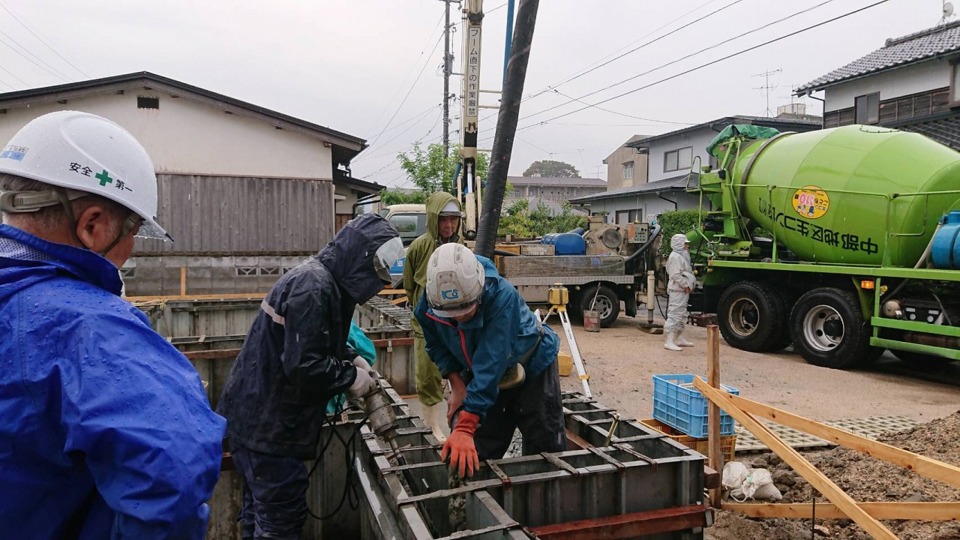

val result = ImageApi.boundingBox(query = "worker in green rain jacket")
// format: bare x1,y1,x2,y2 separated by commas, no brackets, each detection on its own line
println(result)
403,191,463,441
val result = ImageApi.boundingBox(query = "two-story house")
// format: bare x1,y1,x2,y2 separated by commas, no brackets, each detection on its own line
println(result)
570,115,820,225
795,20,960,149
603,135,650,190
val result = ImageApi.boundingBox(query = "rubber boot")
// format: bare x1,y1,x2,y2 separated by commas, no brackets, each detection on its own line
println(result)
675,330,694,347
664,331,682,351
421,401,449,442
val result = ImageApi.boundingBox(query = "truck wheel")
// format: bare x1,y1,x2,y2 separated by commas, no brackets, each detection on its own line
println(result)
717,281,787,352
790,288,869,369
581,285,620,328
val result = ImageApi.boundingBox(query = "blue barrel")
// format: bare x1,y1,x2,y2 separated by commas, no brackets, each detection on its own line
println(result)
931,211,960,269
554,233,586,255
542,233,559,245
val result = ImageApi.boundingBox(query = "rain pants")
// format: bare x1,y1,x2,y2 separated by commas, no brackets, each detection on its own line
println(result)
0,224,225,540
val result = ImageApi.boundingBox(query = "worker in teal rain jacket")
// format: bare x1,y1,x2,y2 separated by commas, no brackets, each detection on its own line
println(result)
413,243,565,477
0,111,225,539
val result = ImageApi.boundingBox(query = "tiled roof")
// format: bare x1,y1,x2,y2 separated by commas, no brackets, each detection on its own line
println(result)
895,113,960,151
795,20,960,95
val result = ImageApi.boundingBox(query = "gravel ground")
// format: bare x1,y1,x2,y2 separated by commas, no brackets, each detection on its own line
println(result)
556,310,960,540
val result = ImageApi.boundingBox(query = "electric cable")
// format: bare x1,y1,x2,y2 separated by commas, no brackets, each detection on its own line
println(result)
305,403,368,520
364,9,445,134
0,30,72,82
512,0,842,131
0,1,89,78
354,105,443,164
364,27,446,151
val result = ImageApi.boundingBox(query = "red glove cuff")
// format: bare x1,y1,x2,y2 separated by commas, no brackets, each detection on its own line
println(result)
452,411,480,436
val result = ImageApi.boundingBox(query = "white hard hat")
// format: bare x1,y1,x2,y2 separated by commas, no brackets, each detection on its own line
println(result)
426,243,484,317
439,200,462,217
0,111,171,241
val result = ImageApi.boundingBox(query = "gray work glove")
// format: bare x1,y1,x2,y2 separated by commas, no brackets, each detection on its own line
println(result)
347,356,377,400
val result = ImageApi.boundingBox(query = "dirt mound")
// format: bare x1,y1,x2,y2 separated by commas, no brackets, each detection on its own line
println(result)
707,411,960,540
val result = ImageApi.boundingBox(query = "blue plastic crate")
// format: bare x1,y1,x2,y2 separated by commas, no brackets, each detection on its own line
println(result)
652,374,739,438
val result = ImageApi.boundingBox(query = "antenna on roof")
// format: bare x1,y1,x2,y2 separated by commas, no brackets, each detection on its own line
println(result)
942,1,955,24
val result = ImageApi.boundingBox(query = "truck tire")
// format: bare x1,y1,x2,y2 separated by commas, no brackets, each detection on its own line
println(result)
716,281,787,352
790,288,869,369
581,285,620,328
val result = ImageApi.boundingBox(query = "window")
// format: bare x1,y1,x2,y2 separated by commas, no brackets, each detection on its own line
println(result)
855,92,879,124
664,146,692,173
615,209,640,225
137,96,160,109
623,161,634,180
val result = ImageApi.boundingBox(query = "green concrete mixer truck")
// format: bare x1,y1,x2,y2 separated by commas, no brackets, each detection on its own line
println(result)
689,124,960,369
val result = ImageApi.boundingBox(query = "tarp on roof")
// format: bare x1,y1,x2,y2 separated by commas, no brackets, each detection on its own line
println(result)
706,124,780,157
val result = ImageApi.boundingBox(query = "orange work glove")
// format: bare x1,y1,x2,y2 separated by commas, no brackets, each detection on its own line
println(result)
440,411,481,478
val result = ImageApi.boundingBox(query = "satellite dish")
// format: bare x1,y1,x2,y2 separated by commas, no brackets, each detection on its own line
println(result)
945,1,955,18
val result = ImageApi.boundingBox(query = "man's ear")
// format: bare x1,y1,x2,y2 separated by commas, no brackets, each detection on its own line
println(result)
74,204,116,252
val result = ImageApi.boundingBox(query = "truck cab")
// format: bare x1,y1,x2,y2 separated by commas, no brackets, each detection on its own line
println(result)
379,204,427,247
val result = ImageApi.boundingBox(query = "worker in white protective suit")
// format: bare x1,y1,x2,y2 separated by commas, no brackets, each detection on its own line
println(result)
664,233,696,351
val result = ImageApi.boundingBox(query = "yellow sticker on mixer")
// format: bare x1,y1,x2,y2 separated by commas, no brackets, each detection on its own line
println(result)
792,186,829,219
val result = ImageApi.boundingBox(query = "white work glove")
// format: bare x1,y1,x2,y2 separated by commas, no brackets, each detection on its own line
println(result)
347,356,377,400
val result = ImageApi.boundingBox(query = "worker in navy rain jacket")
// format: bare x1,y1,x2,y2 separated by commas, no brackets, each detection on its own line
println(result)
217,213,402,539
0,111,225,539
414,243,565,477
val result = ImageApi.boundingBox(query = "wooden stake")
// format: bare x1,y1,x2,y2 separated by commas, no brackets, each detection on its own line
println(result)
180,265,187,296
727,394,960,490
693,379,898,540
706,325,722,507
723,501,960,521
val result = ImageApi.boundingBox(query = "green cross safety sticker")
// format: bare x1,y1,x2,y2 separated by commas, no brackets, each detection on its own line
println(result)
95,169,113,187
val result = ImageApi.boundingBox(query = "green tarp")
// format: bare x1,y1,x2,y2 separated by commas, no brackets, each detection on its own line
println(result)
706,124,780,157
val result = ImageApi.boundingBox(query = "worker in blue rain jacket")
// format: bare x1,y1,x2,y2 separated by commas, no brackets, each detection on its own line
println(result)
0,111,225,539
413,243,565,477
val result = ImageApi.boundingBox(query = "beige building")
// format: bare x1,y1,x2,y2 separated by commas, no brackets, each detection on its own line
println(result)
603,135,649,190
504,175,606,212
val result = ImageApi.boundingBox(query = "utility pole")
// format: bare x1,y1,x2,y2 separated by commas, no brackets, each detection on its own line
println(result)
474,0,539,258
753,68,781,117
442,0,453,166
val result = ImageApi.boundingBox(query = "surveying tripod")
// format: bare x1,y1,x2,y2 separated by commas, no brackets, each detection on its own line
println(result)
538,284,592,398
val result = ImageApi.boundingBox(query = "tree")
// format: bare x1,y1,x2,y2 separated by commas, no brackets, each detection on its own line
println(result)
523,159,580,178
380,143,491,204
498,199,586,238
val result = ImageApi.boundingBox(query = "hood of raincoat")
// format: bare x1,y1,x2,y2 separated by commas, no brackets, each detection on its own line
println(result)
425,191,461,242
317,213,399,305
670,233,689,253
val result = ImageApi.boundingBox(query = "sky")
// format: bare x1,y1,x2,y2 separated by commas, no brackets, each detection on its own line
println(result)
0,0,953,188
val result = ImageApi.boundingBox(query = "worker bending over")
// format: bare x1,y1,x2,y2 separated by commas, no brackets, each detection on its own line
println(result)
403,191,463,441
664,233,696,351
0,111,225,539
414,244,565,477
217,213,402,540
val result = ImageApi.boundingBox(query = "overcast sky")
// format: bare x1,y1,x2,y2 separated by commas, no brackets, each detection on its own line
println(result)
0,0,951,187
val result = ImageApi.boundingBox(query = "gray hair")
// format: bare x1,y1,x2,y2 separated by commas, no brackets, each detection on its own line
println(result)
0,173,126,232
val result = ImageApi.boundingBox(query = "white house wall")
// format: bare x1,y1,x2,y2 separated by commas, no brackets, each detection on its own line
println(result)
645,129,715,183
822,60,948,112
584,192,701,224
0,91,334,179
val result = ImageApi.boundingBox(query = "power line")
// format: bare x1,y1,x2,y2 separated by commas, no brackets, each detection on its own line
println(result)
0,1,88,78
0,63,30,88
515,0,889,133
353,104,442,163
0,30,72,82
364,8,446,140
527,0,744,101
517,0,839,127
